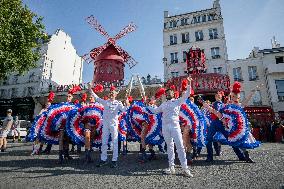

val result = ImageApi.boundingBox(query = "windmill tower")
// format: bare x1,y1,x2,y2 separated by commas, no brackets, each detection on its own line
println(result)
83,15,138,86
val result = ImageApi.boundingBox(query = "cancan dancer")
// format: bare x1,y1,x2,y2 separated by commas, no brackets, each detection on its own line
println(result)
147,77,193,177
203,82,260,163
89,83,130,168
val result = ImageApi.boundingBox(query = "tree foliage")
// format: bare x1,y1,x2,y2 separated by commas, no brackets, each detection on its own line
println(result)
0,0,47,80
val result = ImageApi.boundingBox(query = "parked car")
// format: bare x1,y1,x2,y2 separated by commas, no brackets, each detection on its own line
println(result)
7,120,31,138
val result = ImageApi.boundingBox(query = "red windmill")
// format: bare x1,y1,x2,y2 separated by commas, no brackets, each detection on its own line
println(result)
83,15,138,86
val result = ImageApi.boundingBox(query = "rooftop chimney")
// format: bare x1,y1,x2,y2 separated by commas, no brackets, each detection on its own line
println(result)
164,11,169,18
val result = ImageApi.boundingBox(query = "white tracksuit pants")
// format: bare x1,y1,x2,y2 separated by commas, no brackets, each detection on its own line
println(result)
162,124,188,169
101,124,118,161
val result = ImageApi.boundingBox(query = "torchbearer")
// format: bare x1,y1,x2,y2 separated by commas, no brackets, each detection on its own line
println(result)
147,77,193,177
88,83,130,168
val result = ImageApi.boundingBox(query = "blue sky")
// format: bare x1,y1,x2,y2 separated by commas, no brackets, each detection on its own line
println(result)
23,0,284,83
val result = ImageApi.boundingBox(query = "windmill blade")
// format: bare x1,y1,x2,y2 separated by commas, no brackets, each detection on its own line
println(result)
85,15,110,39
126,56,138,69
114,45,138,69
81,53,93,64
113,22,137,42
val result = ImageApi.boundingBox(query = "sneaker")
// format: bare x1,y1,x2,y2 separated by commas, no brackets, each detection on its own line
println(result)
110,161,117,168
183,168,193,177
96,160,108,167
163,166,175,175
1,149,5,152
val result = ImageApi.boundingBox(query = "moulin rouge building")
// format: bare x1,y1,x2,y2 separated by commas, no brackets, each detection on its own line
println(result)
163,0,230,97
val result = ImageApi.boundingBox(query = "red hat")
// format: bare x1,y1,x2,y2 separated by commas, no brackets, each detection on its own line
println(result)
93,84,104,93
103,96,109,100
74,99,79,104
81,93,87,102
127,96,133,103
47,91,55,103
155,88,165,99
232,82,241,94
181,79,188,91
170,85,176,91
110,86,116,91
174,91,179,99
68,85,82,95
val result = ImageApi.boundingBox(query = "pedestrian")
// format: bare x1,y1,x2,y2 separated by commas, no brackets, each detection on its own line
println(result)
0,109,14,152
12,116,21,143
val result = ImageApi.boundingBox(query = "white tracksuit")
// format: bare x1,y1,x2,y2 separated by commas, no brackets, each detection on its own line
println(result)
148,85,191,169
91,91,127,161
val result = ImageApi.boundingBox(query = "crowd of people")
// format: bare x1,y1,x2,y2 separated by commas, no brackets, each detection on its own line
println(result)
1,77,282,178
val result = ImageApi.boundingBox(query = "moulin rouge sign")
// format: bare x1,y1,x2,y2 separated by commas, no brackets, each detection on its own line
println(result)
166,73,231,94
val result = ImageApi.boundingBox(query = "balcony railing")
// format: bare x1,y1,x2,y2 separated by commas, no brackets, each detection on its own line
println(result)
212,55,221,59
234,78,244,82
171,60,178,64
249,75,259,81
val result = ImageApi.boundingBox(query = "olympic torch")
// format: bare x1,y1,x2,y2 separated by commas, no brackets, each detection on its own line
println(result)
125,76,134,97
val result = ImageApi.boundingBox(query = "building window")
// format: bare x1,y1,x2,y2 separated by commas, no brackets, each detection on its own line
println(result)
0,89,6,98
208,14,215,21
202,15,206,22
233,67,243,81
169,20,177,28
11,88,18,98
181,33,189,43
253,90,262,105
180,18,188,26
22,88,27,97
195,30,203,41
248,66,258,81
192,16,200,24
240,91,245,102
171,72,179,78
209,28,218,39
276,56,284,64
211,47,220,59
170,52,178,64
213,67,223,74
170,34,177,45
12,75,18,85
27,87,34,96
183,51,187,62
275,80,284,101
29,72,35,82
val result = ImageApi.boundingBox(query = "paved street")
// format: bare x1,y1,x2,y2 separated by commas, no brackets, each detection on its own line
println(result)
0,142,283,189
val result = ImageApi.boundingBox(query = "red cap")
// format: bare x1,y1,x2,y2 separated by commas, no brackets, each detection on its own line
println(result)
47,91,55,103
93,84,104,93
232,82,241,94
81,93,87,102
155,88,165,99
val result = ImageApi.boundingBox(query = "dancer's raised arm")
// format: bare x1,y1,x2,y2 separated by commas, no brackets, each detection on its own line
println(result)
241,84,263,107
179,77,192,104
88,83,106,105
147,96,163,114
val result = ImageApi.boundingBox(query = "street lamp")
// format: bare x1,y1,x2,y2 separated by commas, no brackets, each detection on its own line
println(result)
162,57,169,81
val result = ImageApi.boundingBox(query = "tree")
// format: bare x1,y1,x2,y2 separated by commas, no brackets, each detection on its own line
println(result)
0,0,47,80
